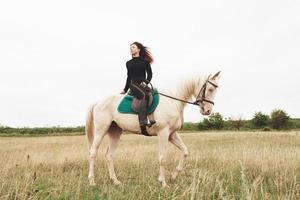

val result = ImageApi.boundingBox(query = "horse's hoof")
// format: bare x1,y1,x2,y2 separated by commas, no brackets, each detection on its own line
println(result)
162,183,169,188
171,176,177,183
89,180,96,186
161,182,169,188
113,179,122,185
171,172,178,182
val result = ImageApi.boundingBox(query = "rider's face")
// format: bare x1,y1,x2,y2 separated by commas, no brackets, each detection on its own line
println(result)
130,44,140,56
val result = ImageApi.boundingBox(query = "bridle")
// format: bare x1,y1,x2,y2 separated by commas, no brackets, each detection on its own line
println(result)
193,75,219,106
148,75,219,106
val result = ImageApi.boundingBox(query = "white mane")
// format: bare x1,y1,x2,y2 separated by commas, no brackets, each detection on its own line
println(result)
158,72,209,108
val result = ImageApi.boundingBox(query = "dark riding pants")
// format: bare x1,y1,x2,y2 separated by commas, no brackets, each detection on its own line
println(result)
129,81,149,125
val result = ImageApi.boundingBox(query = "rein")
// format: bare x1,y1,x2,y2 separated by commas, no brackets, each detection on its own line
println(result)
148,76,218,106
152,91,200,105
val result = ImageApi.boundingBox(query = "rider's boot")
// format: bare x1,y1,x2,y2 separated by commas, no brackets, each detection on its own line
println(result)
138,99,152,136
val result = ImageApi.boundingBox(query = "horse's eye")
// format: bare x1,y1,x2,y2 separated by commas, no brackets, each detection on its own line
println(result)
209,89,213,92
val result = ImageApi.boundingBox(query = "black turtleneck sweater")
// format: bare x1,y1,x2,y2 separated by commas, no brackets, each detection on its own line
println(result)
123,56,153,92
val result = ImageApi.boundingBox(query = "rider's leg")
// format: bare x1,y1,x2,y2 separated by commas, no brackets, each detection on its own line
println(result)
129,82,148,125
130,83,156,127
129,83,151,136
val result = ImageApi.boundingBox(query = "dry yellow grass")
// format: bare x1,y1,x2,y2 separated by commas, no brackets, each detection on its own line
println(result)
0,131,300,199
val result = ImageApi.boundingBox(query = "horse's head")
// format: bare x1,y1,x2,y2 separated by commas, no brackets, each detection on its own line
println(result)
194,71,221,116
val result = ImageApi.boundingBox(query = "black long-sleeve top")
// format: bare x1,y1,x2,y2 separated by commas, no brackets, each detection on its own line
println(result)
123,56,153,92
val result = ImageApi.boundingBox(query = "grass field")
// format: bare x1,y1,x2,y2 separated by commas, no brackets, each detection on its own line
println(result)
0,131,300,199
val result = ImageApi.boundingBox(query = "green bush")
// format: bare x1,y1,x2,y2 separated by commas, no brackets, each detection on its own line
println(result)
262,127,272,131
198,112,224,130
0,125,84,135
251,112,270,128
181,122,199,131
228,117,243,130
270,109,290,130
198,118,210,130
289,118,300,129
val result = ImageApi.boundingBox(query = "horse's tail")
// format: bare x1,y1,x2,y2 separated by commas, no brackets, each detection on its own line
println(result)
85,102,96,147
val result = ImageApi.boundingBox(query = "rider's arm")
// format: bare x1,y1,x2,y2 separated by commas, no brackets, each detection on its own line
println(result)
145,60,152,83
123,62,131,92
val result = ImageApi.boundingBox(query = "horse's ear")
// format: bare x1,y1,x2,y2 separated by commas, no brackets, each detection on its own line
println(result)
212,71,221,80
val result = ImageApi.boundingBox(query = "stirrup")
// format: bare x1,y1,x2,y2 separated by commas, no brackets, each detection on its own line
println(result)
140,120,156,127
146,120,156,127
140,125,152,137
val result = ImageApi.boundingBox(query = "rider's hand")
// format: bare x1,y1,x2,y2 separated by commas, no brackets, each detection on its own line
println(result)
120,90,126,94
144,79,150,84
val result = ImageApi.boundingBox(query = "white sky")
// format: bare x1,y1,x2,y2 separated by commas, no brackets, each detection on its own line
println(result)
0,0,299,127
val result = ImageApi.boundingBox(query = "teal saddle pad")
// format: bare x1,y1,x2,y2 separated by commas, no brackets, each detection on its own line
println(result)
117,88,159,114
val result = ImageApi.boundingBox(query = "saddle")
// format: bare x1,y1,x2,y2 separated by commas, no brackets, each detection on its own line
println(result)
117,87,159,114
129,85,153,113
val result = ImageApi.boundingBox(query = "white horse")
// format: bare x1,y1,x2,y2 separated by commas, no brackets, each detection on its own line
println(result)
85,71,221,187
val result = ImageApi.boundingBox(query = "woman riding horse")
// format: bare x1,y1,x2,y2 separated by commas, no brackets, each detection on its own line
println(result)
120,42,156,135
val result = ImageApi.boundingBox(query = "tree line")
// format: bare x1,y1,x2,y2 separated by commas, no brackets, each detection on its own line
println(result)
1,108,299,136
182,109,300,131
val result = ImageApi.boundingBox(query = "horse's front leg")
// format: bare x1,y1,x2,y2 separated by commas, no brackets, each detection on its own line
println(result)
169,131,189,181
157,126,170,188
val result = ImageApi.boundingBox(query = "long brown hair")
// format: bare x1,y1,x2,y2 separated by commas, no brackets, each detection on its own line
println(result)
131,42,154,64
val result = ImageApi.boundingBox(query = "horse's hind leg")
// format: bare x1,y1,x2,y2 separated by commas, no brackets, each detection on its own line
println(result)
169,131,189,181
88,121,110,186
105,121,122,185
